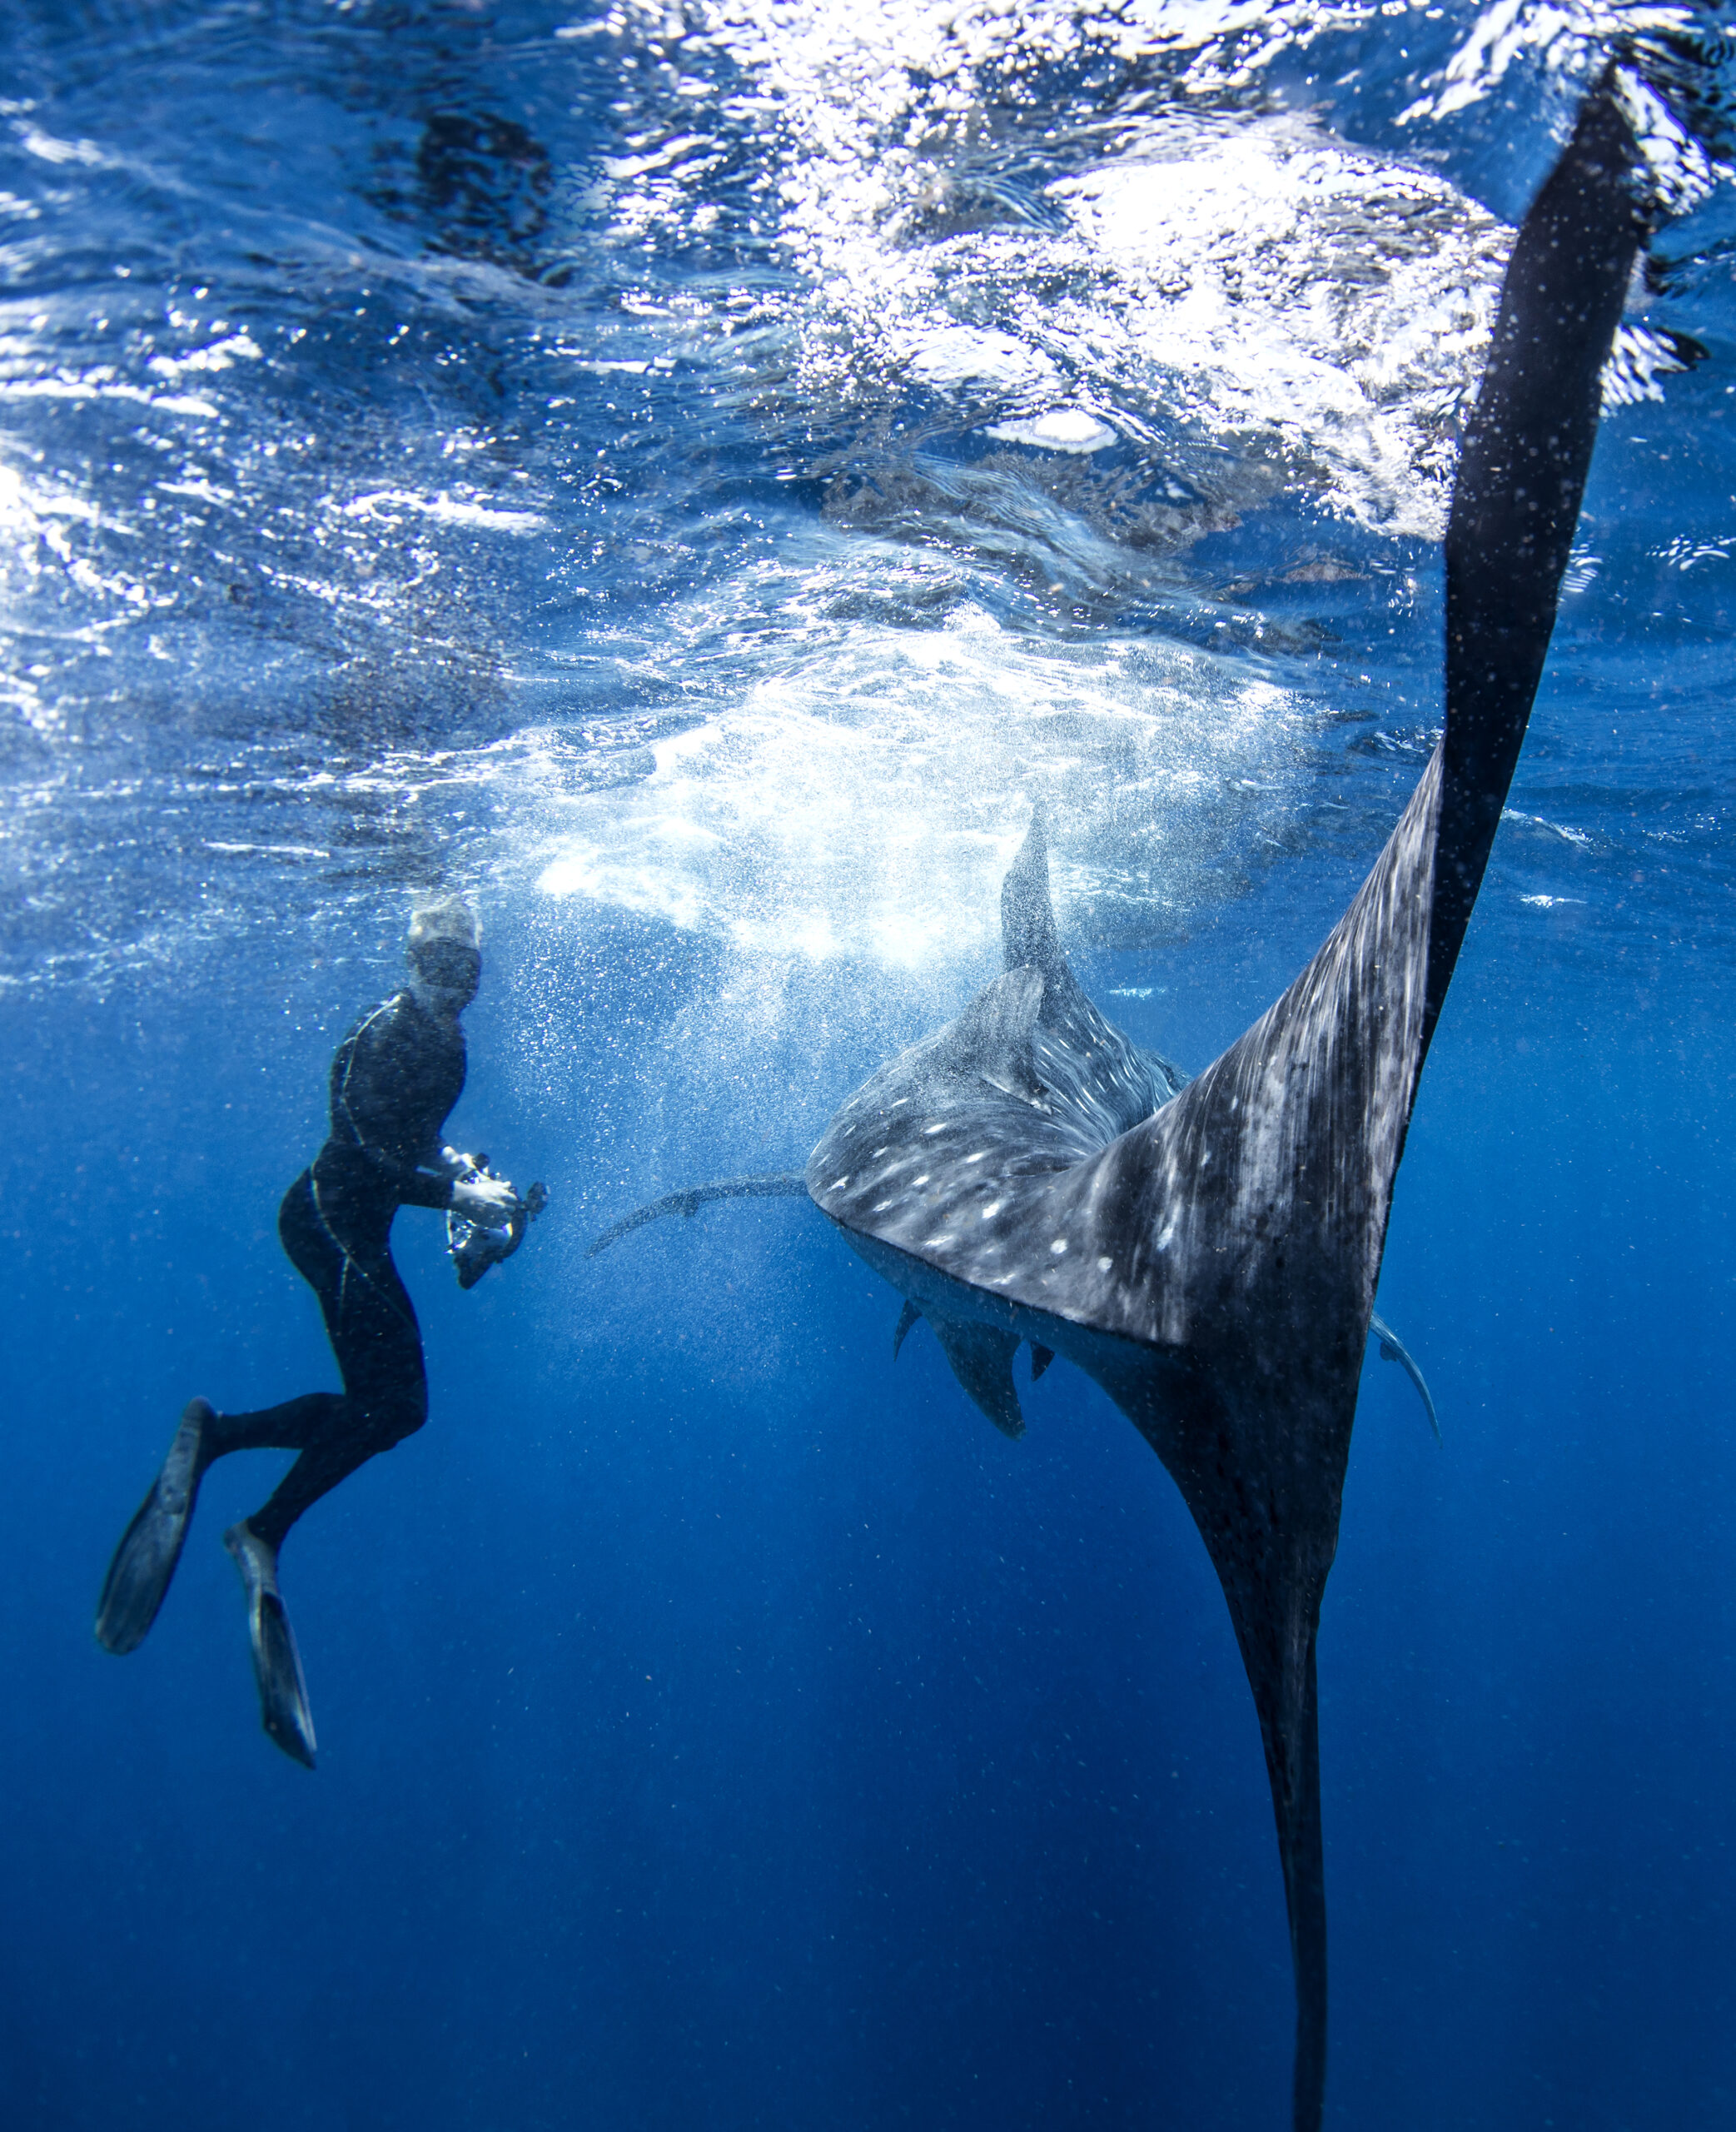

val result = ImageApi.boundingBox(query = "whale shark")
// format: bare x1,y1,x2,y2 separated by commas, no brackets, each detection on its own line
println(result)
589,87,1646,2132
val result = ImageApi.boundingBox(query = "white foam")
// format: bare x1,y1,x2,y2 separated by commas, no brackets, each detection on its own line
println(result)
646,2,1522,533
986,409,1118,454
534,596,1299,968
337,487,547,532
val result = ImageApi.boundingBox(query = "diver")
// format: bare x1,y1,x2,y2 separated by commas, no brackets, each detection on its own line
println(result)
95,895,540,1767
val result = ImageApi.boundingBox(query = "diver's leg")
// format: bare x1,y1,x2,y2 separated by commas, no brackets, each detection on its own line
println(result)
93,1389,347,1657
201,1392,345,1456
202,1175,357,1457
92,1174,348,1656
224,1242,425,1766
236,1251,427,1552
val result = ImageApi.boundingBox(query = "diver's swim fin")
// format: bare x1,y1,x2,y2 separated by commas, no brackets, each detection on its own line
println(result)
95,1397,214,1655
224,1522,317,1769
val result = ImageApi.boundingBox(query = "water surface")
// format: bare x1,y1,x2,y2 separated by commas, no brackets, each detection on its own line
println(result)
2,5,1732,2130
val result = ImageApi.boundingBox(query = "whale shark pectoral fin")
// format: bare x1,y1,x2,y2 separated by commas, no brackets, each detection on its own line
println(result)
1029,1342,1055,1381
893,1298,923,1360
924,1314,1025,1440
1368,1312,1441,1444
587,1172,810,1256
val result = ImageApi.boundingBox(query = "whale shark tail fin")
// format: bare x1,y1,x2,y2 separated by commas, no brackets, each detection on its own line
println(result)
1067,1339,1336,2132
1013,85,1644,2132
1430,82,1644,1042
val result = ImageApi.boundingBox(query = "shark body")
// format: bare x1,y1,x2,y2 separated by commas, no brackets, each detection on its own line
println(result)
593,90,1647,2132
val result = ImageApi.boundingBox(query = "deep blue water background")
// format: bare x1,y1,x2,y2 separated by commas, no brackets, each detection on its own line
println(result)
2,3,1734,2130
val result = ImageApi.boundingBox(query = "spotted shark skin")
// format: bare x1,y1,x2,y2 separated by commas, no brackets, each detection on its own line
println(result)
799,90,1646,2132
585,88,1645,2132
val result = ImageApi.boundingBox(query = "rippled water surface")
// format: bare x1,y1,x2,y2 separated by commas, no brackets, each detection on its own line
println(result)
5,0,1731,990
2,5,1734,2131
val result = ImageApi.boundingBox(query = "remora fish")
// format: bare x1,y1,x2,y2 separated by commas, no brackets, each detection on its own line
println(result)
592,89,1645,2132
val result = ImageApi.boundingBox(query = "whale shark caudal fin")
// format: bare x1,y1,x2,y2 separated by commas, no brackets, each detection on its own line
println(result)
579,85,1642,2132
1369,1311,1440,1443
800,87,1644,2132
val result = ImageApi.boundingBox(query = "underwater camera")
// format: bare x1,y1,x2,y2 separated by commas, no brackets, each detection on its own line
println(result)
445,1152,549,1290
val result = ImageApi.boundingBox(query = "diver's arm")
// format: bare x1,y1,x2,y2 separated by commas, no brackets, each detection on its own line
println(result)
376,1123,467,1209
397,1163,460,1210
428,1143,522,1223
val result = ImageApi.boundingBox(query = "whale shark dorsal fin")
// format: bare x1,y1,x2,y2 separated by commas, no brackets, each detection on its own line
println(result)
933,965,1047,1104
892,1298,923,1360
924,1315,1025,1440
996,811,1185,1117
998,803,1108,1036
1001,803,1064,982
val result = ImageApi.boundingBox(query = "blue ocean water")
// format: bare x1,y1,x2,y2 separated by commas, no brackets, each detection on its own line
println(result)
2,2,1732,2128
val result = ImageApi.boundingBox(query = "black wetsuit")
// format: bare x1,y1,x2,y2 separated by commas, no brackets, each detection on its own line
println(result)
201,992,465,1549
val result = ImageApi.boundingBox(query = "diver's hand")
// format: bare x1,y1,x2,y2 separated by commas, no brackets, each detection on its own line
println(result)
451,1174,520,1224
